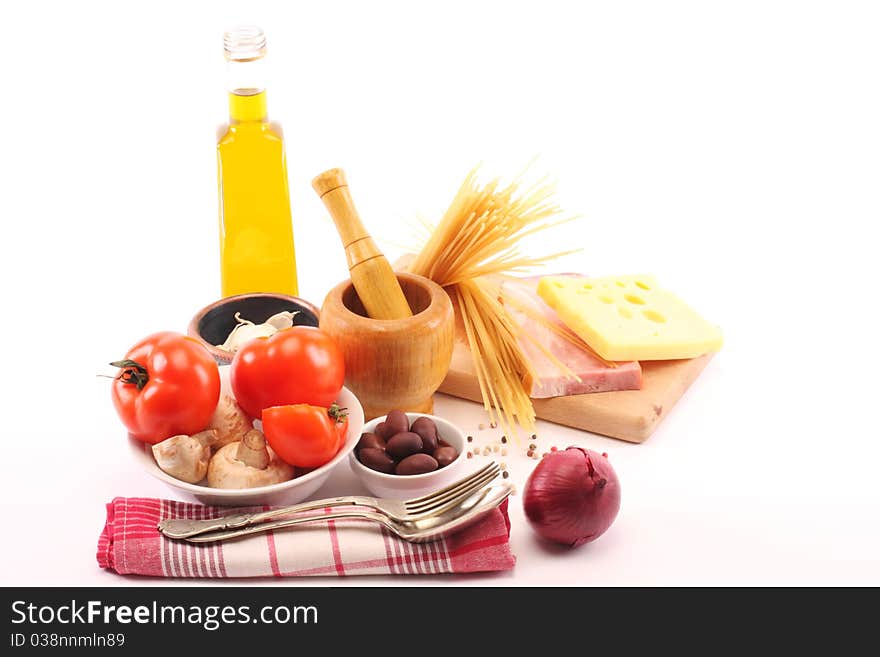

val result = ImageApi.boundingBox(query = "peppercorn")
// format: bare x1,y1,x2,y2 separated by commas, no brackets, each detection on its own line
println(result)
502,471,509,479
501,435,507,444
467,435,473,443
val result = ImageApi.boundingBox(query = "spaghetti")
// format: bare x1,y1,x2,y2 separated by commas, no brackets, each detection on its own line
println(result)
409,167,576,436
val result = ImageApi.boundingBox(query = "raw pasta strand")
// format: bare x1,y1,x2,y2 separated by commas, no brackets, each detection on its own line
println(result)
409,165,574,435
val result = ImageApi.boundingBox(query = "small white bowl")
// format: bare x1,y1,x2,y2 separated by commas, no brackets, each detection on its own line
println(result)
349,412,466,499
129,379,364,507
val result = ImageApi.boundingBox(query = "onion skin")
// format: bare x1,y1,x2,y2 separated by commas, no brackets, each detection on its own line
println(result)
523,447,621,547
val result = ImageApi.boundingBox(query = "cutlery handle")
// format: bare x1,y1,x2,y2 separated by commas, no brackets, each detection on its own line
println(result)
247,496,379,524
184,509,394,543
157,513,252,539
157,496,379,539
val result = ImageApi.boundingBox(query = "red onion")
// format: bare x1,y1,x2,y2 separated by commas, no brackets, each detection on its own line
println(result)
523,447,620,547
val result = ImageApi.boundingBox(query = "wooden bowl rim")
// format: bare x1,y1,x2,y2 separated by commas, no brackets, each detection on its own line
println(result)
325,272,452,329
188,292,321,361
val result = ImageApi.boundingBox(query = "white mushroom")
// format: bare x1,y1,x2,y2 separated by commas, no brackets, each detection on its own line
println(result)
207,394,253,448
207,429,294,489
152,429,218,483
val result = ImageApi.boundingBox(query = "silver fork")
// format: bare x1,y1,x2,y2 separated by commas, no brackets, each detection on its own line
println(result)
158,462,501,539
185,482,515,544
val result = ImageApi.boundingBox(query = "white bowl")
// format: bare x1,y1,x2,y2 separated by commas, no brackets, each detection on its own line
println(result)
129,381,364,507
349,412,466,499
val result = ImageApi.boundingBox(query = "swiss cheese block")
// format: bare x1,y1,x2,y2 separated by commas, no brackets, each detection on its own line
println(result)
536,275,723,361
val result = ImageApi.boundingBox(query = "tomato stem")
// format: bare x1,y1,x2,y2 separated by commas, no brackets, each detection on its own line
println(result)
110,359,150,391
328,403,348,423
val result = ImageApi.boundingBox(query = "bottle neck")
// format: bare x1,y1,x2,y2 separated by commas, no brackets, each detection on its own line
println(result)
229,89,267,123
226,58,268,123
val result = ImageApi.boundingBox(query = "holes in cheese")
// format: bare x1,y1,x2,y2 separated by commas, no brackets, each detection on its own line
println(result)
536,275,723,361
643,309,666,323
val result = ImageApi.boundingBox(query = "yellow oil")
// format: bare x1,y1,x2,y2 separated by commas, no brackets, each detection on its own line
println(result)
217,90,298,297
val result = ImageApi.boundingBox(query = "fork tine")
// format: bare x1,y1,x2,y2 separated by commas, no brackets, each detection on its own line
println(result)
405,465,501,518
412,462,499,509
404,462,496,506
405,463,501,514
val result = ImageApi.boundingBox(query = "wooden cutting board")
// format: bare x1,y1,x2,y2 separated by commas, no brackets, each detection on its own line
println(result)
394,257,714,442
438,329,714,444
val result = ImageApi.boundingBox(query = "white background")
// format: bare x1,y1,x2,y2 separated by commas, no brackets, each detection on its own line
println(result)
1,0,878,586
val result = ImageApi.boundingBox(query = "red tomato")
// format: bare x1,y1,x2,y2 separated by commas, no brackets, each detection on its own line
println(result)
230,326,344,418
262,404,349,468
111,332,221,444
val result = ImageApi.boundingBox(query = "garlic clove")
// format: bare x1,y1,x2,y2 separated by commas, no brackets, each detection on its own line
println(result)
235,322,276,342
215,311,301,353
217,323,275,353
217,313,254,350
265,310,299,331
217,325,245,351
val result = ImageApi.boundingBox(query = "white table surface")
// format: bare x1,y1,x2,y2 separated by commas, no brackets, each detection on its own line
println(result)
1,1,878,587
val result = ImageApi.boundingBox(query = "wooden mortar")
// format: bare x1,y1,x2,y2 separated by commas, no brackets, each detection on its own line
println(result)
320,272,454,421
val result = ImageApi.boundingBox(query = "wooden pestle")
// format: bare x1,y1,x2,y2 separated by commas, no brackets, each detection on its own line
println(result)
311,168,412,320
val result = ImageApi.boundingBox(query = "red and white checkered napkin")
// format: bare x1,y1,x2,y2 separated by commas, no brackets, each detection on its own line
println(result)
97,497,515,578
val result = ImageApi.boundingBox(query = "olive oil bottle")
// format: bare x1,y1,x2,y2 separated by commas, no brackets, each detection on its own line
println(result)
217,26,298,297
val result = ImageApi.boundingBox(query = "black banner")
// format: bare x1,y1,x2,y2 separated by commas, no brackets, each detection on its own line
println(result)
0,587,869,651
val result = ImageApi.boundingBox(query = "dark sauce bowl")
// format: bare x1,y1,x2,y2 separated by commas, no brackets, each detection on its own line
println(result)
188,292,320,364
